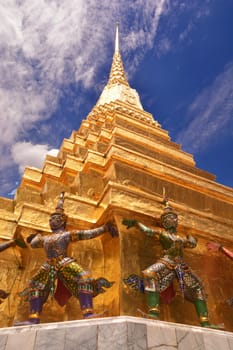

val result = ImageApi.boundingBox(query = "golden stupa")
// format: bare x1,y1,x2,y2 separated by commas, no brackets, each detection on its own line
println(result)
0,24,232,331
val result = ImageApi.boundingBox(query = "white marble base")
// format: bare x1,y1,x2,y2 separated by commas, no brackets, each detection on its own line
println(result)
0,316,232,350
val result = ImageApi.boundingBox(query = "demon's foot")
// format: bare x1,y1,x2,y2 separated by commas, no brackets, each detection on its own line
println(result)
201,322,224,330
13,318,40,327
136,308,159,320
83,310,108,319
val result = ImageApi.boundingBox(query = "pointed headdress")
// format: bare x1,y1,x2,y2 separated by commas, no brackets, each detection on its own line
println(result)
50,192,67,230
160,189,178,230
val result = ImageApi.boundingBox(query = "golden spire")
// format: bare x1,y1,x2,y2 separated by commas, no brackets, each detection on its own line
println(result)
107,23,129,87
95,23,143,110
115,22,119,53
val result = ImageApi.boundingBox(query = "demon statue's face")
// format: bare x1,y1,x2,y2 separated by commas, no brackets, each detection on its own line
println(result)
161,212,178,231
49,213,67,232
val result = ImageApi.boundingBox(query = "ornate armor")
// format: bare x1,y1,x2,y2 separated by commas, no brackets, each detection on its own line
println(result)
21,227,112,306
15,193,117,325
123,197,221,328
142,230,205,302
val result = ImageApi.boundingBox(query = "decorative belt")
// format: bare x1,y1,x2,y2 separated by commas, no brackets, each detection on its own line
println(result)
47,255,65,266
46,256,74,269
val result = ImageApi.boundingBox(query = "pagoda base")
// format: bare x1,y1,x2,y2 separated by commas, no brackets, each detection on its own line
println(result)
0,316,232,350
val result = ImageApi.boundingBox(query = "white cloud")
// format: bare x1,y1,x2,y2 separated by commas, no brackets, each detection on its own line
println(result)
11,141,57,174
0,0,167,143
155,1,211,56
47,149,59,157
0,3,23,46
176,61,233,153
179,22,193,42
157,37,171,56
123,0,167,71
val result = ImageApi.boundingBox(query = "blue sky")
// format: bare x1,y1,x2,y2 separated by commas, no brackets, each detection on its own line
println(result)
0,0,233,198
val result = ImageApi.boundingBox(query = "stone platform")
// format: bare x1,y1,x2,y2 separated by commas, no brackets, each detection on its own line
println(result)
0,316,232,350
